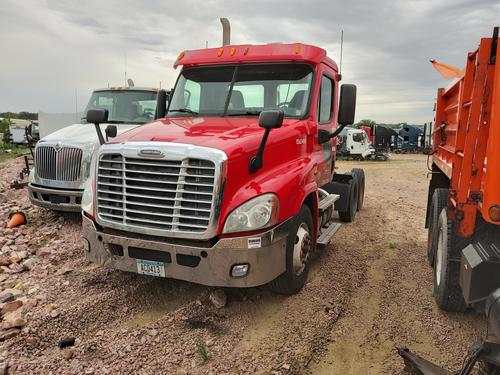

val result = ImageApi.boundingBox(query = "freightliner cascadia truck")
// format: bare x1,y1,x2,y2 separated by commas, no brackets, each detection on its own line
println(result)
400,28,500,373
28,86,167,212
81,43,364,294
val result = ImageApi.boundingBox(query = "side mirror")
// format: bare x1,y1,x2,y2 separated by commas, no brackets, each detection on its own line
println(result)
86,109,108,145
259,110,284,129
155,89,167,119
105,125,117,140
338,84,357,126
87,109,108,125
249,110,284,173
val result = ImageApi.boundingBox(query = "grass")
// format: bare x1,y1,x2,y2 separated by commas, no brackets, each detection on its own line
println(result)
0,144,29,167
388,242,397,250
196,339,211,364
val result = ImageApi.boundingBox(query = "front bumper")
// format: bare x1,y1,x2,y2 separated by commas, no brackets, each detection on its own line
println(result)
82,214,290,288
28,183,83,212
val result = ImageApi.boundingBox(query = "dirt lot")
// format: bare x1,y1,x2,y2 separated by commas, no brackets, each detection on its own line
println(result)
0,153,485,374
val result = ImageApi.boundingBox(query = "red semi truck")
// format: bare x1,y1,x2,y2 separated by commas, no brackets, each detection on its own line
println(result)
80,43,364,294
400,29,500,373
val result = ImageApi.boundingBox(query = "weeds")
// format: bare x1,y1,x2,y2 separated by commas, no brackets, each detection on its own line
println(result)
196,339,210,364
388,242,397,249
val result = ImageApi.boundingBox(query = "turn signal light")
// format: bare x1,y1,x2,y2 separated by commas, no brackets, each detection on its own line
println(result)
489,205,500,222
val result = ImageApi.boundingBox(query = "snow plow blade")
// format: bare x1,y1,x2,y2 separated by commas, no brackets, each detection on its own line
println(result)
397,348,452,375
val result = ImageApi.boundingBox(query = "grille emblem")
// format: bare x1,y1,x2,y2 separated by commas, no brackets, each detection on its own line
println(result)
138,149,164,157
54,142,62,152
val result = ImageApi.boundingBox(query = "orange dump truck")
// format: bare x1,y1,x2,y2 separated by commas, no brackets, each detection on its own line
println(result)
399,28,500,374
426,28,500,313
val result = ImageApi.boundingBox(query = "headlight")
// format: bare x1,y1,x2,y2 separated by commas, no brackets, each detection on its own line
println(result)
81,153,97,217
223,193,279,234
81,177,94,217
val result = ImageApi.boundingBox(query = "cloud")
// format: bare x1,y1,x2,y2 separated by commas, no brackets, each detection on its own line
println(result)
0,0,498,123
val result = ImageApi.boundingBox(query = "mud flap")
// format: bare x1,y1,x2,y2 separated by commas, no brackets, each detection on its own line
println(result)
397,348,452,375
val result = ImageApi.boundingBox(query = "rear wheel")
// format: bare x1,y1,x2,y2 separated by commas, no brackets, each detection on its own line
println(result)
427,188,449,266
351,168,365,211
338,176,359,222
433,210,467,312
269,205,313,295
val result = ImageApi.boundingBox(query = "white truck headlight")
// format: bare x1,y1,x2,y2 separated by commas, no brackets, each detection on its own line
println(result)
223,193,279,234
81,177,94,217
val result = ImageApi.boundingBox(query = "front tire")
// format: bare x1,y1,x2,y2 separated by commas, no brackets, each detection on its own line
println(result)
433,210,467,312
427,188,449,266
269,205,313,295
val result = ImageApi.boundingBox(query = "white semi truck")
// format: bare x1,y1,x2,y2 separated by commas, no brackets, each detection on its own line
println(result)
28,87,167,211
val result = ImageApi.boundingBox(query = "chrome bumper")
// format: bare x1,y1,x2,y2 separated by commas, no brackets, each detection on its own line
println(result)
82,214,290,288
28,183,82,212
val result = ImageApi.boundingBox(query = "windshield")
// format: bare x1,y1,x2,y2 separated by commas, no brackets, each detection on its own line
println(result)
167,63,313,118
83,90,157,124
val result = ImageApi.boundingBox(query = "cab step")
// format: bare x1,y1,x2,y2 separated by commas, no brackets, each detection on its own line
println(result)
318,193,340,212
317,222,342,247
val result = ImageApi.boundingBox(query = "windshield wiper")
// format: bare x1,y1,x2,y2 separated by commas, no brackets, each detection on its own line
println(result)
227,111,261,117
169,108,199,115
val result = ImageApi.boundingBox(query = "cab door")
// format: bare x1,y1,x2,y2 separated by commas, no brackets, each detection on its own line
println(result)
312,64,338,186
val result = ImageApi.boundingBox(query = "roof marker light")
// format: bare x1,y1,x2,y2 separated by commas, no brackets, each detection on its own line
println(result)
243,47,249,55
177,51,185,61
217,48,224,57
230,47,236,56
294,45,301,54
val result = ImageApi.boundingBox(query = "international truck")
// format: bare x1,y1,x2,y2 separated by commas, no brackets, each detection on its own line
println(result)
28,86,167,212
81,43,365,294
400,28,500,374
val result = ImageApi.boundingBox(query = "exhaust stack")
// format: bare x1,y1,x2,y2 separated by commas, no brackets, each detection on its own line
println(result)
220,18,230,46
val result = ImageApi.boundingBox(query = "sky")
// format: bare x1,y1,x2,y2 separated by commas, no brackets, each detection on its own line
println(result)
0,0,499,124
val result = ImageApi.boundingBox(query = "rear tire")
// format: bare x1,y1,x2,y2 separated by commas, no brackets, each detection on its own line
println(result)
338,177,359,222
433,210,467,312
269,205,313,295
427,188,449,266
351,168,365,211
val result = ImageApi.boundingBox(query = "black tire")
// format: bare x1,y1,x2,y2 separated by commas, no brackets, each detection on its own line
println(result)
433,210,467,312
351,168,365,211
427,188,449,266
338,177,358,222
269,205,313,295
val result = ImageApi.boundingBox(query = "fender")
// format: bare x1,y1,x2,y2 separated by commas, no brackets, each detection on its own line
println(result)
216,155,319,234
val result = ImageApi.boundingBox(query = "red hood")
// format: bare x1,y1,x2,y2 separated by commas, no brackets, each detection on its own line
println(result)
110,117,300,157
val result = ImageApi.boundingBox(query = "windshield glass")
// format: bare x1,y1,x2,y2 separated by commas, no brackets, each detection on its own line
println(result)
83,90,157,124
168,64,313,118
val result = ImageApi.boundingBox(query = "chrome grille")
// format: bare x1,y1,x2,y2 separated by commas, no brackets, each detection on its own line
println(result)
97,153,216,234
35,146,83,181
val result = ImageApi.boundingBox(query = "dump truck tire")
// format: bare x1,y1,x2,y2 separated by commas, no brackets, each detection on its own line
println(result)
338,177,359,222
269,205,313,295
433,210,467,312
427,188,449,266
351,168,365,211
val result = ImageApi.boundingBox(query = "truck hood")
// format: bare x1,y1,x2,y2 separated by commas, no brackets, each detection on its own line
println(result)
39,123,141,145
109,117,301,157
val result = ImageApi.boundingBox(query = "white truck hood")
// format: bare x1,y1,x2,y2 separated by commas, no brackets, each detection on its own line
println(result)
39,122,141,145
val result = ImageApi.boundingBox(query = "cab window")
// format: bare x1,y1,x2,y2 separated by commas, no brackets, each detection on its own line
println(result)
318,75,334,123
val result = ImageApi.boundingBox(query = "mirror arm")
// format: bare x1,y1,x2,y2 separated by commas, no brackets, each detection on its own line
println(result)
330,123,349,139
249,129,271,173
94,123,105,145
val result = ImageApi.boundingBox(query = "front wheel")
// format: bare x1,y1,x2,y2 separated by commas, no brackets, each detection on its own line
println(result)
433,210,467,312
269,205,313,295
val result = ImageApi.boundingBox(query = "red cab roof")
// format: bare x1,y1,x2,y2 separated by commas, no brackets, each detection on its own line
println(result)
173,43,338,71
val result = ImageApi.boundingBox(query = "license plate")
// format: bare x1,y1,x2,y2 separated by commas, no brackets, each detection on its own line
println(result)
136,259,165,277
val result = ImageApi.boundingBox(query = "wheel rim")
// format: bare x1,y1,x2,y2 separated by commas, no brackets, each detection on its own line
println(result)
292,223,311,276
436,227,443,287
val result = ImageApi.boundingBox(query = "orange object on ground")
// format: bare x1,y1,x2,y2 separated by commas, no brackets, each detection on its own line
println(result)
6,212,26,229
430,59,465,80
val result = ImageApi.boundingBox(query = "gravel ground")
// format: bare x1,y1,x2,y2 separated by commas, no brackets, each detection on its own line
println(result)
0,153,486,374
